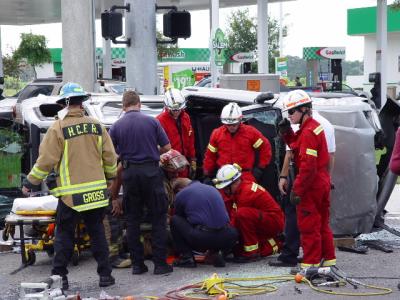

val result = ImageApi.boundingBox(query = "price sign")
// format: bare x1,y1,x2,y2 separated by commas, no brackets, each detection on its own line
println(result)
172,69,195,90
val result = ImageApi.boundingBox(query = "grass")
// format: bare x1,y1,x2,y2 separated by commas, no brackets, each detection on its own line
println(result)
4,89,19,97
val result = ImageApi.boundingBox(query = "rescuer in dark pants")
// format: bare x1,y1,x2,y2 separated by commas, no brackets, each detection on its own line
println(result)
109,90,172,275
170,178,238,268
270,161,300,266
53,201,111,277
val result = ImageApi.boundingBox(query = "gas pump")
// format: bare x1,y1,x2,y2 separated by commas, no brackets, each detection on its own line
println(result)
303,47,345,90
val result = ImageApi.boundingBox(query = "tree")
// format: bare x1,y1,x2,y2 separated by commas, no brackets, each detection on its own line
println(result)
14,33,51,79
2,52,21,78
225,8,283,73
156,30,179,61
392,1,400,9
225,9,257,54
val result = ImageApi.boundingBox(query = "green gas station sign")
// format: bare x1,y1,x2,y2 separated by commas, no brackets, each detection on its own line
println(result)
212,28,228,66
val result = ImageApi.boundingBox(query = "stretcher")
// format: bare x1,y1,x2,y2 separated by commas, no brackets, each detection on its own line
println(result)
2,195,90,274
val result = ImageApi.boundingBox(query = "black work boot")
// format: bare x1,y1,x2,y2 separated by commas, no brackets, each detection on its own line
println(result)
232,254,261,263
213,251,226,268
132,263,148,275
154,263,173,275
61,276,69,290
173,255,197,268
99,275,115,287
268,257,297,267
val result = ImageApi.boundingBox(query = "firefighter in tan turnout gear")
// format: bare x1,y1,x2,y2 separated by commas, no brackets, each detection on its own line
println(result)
22,82,118,290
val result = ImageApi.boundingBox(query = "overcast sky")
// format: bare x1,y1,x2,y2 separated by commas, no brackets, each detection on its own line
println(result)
0,0,392,61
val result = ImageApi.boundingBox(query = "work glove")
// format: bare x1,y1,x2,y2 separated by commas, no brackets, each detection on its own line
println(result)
278,118,291,135
189,160,197,179
44,172,58,190
252,167,264,182
290,190,301,205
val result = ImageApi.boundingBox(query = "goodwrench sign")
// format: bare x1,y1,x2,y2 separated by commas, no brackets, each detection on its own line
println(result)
316,47,346,59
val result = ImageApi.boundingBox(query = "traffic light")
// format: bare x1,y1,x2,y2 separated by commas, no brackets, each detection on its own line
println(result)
163,10,191,39
101,11,123,40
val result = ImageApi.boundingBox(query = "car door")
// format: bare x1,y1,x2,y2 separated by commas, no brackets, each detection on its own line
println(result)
241,105,285,202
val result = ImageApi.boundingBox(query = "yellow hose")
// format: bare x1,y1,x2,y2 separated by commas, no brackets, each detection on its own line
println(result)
302,277,393,297
178,273,392,299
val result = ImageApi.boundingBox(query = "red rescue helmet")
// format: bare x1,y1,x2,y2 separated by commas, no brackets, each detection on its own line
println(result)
160,149,189,172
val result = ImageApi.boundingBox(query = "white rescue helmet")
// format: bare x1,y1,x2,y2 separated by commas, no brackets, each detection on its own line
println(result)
220,102,242,125
213,164,242,189
282,89,312,112
164,88,186,111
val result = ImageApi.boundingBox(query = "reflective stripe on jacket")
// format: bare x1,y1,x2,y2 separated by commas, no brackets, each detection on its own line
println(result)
27,107,117,212
203,123,271,176
281,117,330,197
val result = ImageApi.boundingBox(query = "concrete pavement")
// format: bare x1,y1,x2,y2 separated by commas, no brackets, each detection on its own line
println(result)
0,187,400,299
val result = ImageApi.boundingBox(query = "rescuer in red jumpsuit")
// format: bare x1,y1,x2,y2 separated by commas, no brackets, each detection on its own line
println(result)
157,88,196,178
214,164,284,262
203,102,271,183
278,89,336,269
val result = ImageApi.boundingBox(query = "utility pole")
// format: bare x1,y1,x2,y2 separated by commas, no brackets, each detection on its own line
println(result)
376,0,387,108
125,0,157,95
210,0,220,87
257,0,269,73
279,2,283,57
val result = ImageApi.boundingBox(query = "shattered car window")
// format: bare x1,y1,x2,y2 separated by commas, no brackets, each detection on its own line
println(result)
243,109,280,126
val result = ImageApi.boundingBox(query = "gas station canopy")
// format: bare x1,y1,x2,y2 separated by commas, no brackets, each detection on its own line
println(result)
0,0,291,25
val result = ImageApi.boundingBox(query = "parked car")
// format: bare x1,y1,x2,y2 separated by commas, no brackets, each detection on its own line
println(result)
11,77,64,125
18,93,164,173
195,76,289,92
280,85,322,92
14,87,399,237
99,80,126,95
318,81,370,98
0,77,62,126
195,76,212,88
11,78,126,125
